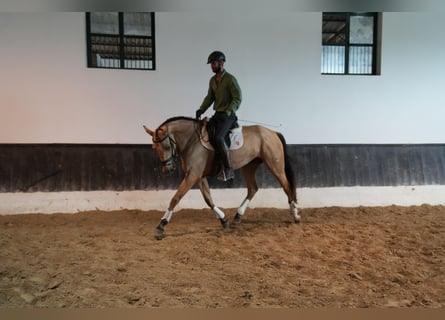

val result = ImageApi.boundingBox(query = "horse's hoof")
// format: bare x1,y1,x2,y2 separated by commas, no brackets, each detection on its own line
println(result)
220,218,230,229
233,213,242,224
294,215,301,224
155,228,165,240
155,234,164,240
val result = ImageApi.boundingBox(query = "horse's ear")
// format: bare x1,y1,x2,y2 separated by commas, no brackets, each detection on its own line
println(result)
143,125,154,137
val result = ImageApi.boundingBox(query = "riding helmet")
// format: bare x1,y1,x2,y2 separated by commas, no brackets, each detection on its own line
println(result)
207,51,226,64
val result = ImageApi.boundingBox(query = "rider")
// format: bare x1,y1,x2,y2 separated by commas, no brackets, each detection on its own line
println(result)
195,51,242,181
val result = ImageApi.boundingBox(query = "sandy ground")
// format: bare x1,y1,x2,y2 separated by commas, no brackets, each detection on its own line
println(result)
0,205,444,308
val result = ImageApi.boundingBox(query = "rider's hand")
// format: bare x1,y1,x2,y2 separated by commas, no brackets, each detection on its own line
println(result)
195,109,204,119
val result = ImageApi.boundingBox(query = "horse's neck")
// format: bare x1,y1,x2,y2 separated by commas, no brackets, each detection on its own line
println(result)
170,121,199,153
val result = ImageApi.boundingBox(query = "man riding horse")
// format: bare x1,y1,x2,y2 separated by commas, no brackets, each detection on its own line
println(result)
144,51,299,239
195,51,242,181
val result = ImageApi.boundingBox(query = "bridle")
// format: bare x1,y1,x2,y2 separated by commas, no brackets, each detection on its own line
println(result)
153,127,178,167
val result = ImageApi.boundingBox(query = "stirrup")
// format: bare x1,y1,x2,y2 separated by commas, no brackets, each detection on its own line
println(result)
217,168,234,181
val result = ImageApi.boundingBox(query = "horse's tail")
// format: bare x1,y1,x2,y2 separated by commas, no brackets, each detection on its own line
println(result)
276,132,297,201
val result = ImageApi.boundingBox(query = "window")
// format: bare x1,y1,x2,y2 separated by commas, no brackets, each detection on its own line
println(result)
86,12,155,70
321,12,381,75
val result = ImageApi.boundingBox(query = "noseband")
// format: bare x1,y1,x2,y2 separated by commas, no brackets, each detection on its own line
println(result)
154,128,178,166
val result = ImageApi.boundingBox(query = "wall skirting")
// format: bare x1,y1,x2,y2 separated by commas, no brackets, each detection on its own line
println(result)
1,144,444,213
1,144,444,192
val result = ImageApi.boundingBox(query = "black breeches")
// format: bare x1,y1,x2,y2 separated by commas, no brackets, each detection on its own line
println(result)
212,112,237,146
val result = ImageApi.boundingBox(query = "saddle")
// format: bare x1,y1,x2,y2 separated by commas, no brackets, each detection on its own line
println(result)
199,117,244,151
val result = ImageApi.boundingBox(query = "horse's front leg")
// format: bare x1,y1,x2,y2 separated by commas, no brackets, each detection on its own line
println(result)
197,178,229,229
155,174,199,240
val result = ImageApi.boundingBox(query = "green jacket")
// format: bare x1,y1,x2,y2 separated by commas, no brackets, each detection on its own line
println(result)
198,70,242,116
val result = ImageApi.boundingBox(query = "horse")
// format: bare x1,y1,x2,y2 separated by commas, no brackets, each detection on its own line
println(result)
143,116,300,239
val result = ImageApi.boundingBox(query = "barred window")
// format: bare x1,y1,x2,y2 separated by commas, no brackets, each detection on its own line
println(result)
322,12,381,75
86,12,155,70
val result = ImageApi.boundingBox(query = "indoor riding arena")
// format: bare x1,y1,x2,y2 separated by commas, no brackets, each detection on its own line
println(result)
1,3,444,311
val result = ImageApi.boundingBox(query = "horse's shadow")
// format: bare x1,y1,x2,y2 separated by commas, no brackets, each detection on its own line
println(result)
159,215,295,239
150,207,349,239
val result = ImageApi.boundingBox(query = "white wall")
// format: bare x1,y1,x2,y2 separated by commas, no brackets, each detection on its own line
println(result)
0,12,444,144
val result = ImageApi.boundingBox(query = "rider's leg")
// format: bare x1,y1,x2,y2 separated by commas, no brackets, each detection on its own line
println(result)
214,112,236,181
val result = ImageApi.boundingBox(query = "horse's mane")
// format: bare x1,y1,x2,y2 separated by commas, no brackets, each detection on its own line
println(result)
160,116,199,127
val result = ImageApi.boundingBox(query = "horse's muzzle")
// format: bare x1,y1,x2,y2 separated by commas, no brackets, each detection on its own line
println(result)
161,159,176,173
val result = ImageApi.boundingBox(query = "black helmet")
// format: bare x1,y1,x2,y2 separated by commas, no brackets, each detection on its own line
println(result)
207,51,226,64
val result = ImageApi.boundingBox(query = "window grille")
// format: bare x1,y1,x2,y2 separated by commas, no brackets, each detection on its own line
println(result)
322,12,380,75
86,12,155,70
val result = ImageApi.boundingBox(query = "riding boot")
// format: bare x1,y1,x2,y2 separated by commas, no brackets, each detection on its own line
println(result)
217,142,235,181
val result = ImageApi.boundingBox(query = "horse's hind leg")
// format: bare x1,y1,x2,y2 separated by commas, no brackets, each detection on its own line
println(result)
263,156,300,224
198,177,229,229
234,159,261,224
270,170,300,223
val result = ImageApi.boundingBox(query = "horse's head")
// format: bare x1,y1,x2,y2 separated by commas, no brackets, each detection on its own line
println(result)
143,124,178,174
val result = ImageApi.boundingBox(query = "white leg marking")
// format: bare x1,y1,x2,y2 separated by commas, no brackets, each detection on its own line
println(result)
161,210,174,222
212,206,225,220
237,199,250,216
290,201,300,222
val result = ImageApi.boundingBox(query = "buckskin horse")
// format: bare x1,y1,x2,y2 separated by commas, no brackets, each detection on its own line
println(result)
143,116,300,239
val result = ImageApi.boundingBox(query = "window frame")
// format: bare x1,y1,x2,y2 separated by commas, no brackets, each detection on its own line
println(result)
85,12,156,71
321,12,381,75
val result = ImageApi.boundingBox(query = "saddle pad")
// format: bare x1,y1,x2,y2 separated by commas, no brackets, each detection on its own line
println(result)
200,126,244,151
228,127,243,150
